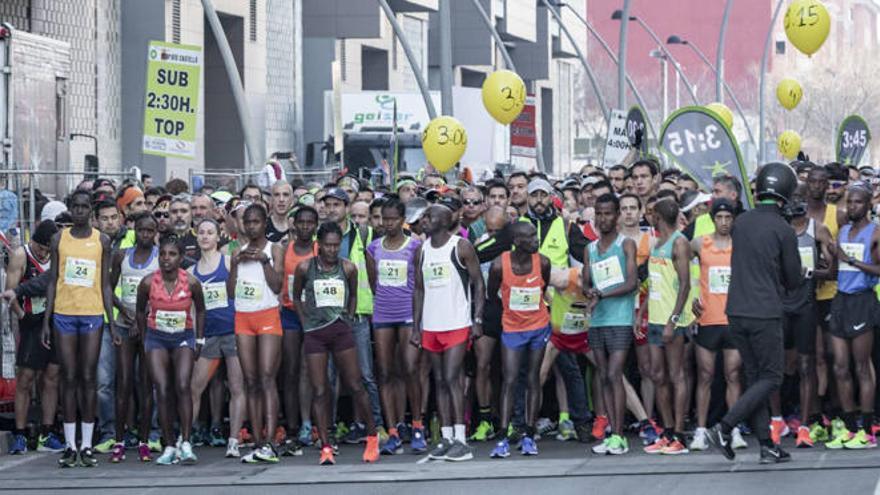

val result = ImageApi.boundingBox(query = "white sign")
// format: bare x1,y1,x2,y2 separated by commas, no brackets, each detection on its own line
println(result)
602,109,630,168
339,92,441,133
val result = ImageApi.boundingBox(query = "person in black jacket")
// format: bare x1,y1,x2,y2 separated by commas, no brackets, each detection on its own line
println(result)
708,163,803,464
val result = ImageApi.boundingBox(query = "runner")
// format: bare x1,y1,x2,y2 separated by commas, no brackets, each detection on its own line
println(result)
108,212,159,463
228,204,285,463
487,222,551,458
135,235,206,465
413,205,485,462
585,194,638,456
189,218,247,459
267,180,294,243
292,221,380,465
42,190,115,468
365,195,425,455
826,183,879,449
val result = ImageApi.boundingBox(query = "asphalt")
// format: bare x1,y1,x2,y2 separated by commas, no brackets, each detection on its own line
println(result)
1,435,879,494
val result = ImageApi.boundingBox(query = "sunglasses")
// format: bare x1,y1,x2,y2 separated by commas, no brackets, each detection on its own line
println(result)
829,181,847,189
154,211,170,219
462,199,482,206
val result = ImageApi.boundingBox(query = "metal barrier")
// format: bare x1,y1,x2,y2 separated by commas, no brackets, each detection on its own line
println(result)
190,167,342,192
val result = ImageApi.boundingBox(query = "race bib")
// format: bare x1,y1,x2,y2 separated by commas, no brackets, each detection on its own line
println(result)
155,310,186,333
561,312,588,335
314,279,345,308
64,258,96,288
121,275,141,305
840,242,864,272
203,282,228,310
378,259,408,287
798,247,815,271
592,256,624,291
424,261,452,288
510,286,541,311
649,272,661,301
235,279,263,302
30,297,46,314
708,266,732,294
287,274,296,302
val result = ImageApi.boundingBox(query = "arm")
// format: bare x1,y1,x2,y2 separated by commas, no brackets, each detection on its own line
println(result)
40,233,61,348
4,247,25,318
9,271,51,299
110,250,129,318
365,249,377,294
664,236,692,343
600,238,639,299
292,261,309,318
458,239,485,339
190,275,206,350
851,227,880,277
134,277,150,339
100,234,116,341
486,259,503,308
814,224,836,281
779,227,804,290
540,255,551,293
550,267,572,291
227,246,240,300
343,260,358,320
567,221,587,264
410,248,424,347
474,223,513,264
582,244,594,301
263,243,284,294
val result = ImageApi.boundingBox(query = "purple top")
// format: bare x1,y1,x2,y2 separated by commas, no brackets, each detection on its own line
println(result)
367,235,422,325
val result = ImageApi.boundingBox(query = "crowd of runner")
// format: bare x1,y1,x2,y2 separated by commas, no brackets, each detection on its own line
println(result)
4,157,880,467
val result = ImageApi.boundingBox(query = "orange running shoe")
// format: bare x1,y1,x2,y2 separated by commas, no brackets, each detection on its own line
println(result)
240,427,254,448
643,436,670,454
661,438,689,455
274,426,287,446
795,426,814,448
320,445,335,465
363,435,380,463
592,415,609,441
770,418,787,445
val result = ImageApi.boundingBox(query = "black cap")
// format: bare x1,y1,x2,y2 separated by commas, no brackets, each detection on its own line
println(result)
437,195,462,212
710,198,736,218
323,187,350,204
32,219,58,246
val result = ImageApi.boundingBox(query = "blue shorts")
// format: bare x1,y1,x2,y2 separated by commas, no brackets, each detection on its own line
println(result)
145,329,195,352
280,307,303,332
53,314,103,336
647,324,688,347
501,325,551,351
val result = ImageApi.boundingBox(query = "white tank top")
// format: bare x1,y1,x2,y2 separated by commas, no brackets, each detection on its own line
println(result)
118,246,159,317
234,242,279,312
420,235,471,332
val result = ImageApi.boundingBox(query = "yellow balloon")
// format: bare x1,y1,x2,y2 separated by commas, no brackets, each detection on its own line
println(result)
481,70,527,125
776,78,803,110
784,0,831,56
422,116,468,173
777,130,802,159
706,102,734,129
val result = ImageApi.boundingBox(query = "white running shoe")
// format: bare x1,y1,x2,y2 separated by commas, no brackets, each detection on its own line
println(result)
689,427,709,451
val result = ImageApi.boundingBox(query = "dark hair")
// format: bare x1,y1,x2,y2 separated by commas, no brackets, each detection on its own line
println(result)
67,189,92,208
660,169,681,181
145,186,166,197
165,178,189,196
824,162,848,181
609,164,627,175
142,174,151,180
592,180,613,193
595,193,620,211
94,199,118,215
243,203,268,222
631,159,659,177
238,182,261,197
679,174,698,185
131,211,157,228
656,189,678,202
713,174,742,196
317,221,343,242
293,205,319,221
381,195,405,217
370,196,388,211
654,197,680,226
158,233,184,253
508,171,529,183
486,179,510,197
619,193,642,209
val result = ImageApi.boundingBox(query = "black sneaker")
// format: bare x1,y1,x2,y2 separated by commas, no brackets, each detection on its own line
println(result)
575,423,595,444
760,444,791,464
280,439,303,457
443,440,474,462
79,447,98,467
427,438,453,460
707,424,735,461
58,447,78,468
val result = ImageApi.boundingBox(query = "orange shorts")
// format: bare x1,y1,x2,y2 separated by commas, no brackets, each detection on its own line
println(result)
235,307,282,337
422,327,471,353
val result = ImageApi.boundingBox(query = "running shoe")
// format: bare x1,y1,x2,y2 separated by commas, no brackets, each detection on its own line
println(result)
280,438,303,457
241,451,258,464
297,423,313,446
319,445,335,466
576,423,595,443
94,437,116,454
592,415,609,441
506,424,524,445
344,422,367,444
760,444,791,464
411,427,428,453
731,427,748,450
59,447,78,468
239,427,255,448
470,420,495,442
520,436,538,456
428,438,454,460
661,438,688,455
178,441,198,464
37,432,65,453
444,440,474,461
843,429,876,449
809,421,829,443
490,438,511,458
274,426,287,446
148,436,162,453
591,437,610,455
707,424,735,461
398,422,412,443
872,423,880,438
785,415,802,433
737,422,752,436
535,418,556,440
191,426,207,447
254,443,279,463
825,430,853,449
210,427,226,447
643,436,669,454
156,446,178,465
770,418,788,445
608,434,629,455
380,434,403,455
377,426,389,444
138,442,152,462
363,435,380,463
555,419,576,442
124,431,139,449
9,434,27,455
689,427,709,451
226,439,241,458
795,426,814,448
830,417,847,439
110,443,126,463
79,447,98,467
334,421,350,440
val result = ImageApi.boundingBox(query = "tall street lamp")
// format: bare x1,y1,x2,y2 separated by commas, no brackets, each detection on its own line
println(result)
614,0,632,109
667,35,757,150
758,0,786,163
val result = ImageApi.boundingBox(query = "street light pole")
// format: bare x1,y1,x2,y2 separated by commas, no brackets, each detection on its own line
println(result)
439,0,454,115
716,0,734,103
616,0,632,109
650,51,669,121
759,0,785,163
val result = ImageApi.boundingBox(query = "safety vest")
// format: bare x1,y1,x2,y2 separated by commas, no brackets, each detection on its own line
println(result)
346,222,374,315
693,213,715,238
106,229,137,322
520,215,569,269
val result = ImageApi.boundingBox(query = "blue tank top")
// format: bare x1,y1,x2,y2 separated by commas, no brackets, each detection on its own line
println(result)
837,222,878,294
589,234,635,327
193,254,235,336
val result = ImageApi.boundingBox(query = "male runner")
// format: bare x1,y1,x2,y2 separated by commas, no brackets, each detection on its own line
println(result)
267,180,294,242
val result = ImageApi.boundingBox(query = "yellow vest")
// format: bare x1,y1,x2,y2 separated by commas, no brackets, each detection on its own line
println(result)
816,204,839,301
56,228,104,316
693,213,715,238
347,223,374,315
520,216,569,269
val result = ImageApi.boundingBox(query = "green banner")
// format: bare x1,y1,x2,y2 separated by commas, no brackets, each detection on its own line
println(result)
142,41,202,159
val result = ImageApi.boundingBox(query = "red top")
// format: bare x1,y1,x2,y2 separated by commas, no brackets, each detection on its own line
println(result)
282,241,318,309
147,269,193,333
500,252,549,333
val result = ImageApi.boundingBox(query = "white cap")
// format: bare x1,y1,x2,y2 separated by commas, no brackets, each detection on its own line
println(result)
41,200,67,222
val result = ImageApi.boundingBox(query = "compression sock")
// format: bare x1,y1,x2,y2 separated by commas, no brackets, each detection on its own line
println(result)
479,407,492,423
441,426,453,441
453,424,467,443
559,411,571,424
80,422,94,448
63,423,76,449
844,411,859,433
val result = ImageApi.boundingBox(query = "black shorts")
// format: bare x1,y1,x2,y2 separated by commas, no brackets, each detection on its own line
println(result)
304,319,356,354
588,326,632,353
829,291,879,340
817,298,832,333
695,325,735,352
783,306,817,355
482,300,502,340
16,320,57,370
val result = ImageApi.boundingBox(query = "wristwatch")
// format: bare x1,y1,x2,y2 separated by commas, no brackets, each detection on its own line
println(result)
474,317,484,325
195,338,206,346
669,314,681,325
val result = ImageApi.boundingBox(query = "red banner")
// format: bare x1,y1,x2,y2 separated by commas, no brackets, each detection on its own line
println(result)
510,95,536,158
